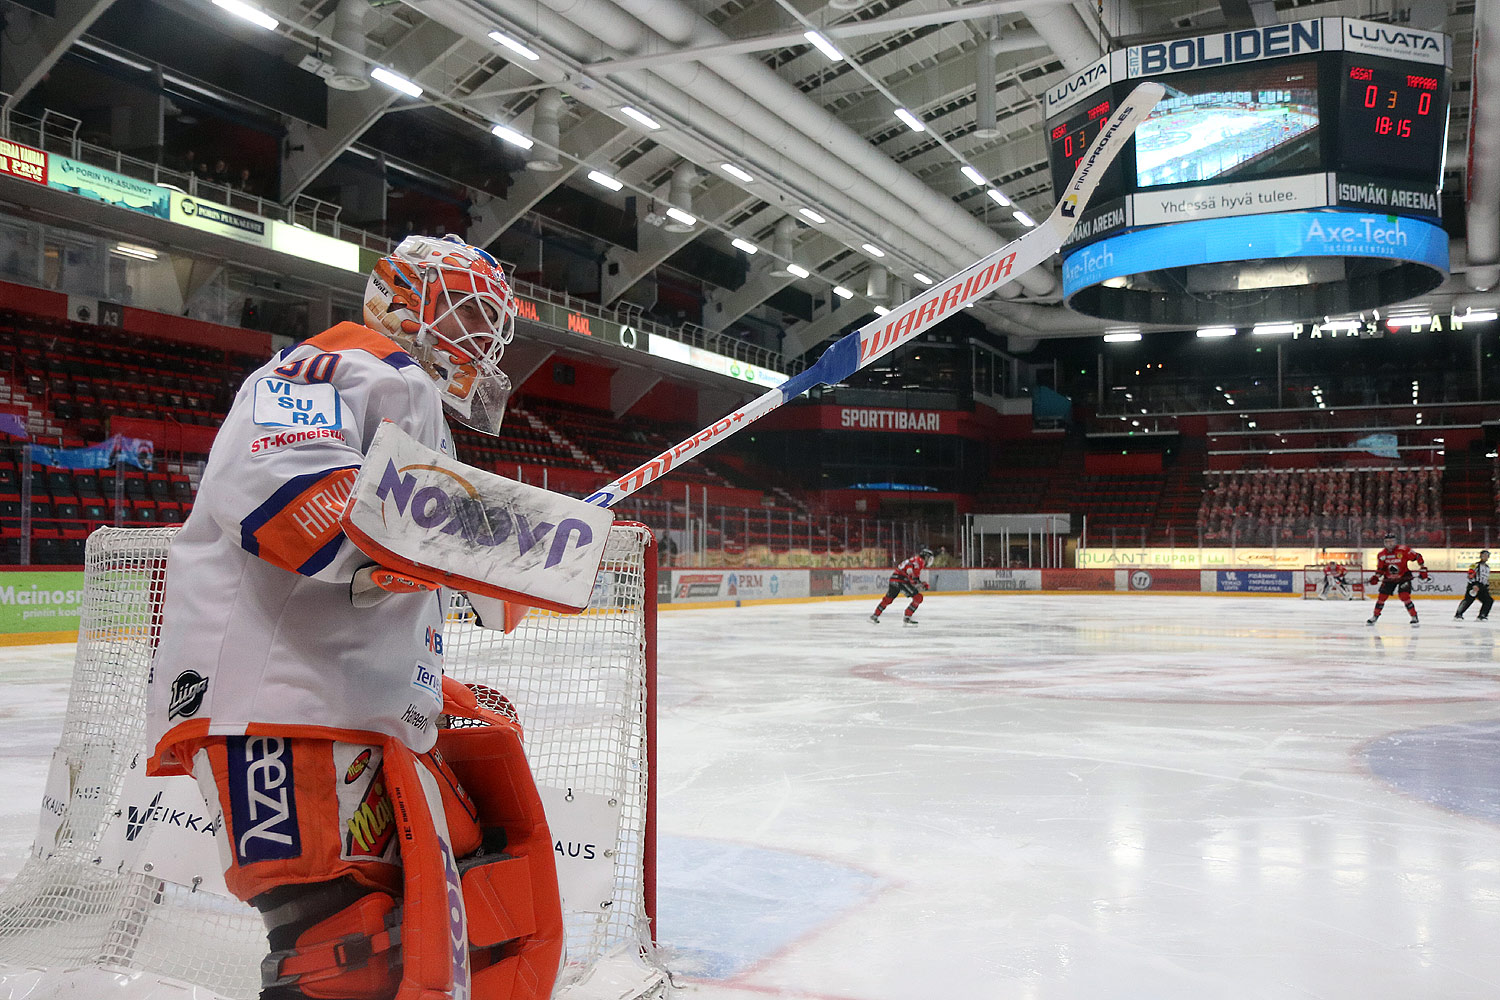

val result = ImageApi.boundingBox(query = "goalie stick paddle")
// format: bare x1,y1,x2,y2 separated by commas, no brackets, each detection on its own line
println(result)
583,81,1164,509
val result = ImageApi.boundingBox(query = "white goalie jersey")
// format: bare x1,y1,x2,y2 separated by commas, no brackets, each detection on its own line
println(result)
146,323,454,774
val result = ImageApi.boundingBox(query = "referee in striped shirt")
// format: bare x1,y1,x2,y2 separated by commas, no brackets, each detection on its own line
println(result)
1455,550,1492,621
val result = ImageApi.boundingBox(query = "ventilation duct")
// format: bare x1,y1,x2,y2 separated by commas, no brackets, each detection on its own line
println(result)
1468,1,1499,291
1025,5,1103,73
326,0,371,91
768,218,799,277
663,162,698,232
865,265,889,302
973,20,999,139
527,89,564,171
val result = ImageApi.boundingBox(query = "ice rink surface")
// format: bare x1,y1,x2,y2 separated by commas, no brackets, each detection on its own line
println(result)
4,592,1500,999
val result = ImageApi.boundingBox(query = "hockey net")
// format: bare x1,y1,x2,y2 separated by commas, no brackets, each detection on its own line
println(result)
1302,560,1365,599
0,524,666,999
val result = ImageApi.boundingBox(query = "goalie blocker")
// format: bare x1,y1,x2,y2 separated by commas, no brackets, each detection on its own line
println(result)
341,421,614,614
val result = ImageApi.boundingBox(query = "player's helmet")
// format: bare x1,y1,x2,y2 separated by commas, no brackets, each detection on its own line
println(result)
1383,532,1397,542
1483,550,1491,558
919,546,934,559
364,234,518,435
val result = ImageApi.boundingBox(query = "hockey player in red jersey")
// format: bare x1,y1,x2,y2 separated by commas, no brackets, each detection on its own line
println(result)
870,546,933,626
1367,531,1428,626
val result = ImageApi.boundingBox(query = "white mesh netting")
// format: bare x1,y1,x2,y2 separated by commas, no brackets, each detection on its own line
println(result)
0,524,665,999
1301,561,1366,599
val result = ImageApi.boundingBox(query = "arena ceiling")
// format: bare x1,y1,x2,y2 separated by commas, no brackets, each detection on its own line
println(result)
7,0,1482,357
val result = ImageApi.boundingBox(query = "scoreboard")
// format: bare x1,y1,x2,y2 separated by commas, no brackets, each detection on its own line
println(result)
1339,62,1445,180
1043,17,1451,247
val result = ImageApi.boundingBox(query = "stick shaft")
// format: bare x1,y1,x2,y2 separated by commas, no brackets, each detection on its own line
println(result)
584,82,1164,509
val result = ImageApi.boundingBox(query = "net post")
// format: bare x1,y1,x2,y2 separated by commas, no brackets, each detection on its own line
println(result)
638,523,659,945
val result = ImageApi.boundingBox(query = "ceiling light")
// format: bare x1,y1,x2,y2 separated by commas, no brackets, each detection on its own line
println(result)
861,243,886,258
665,206,696,227
1464,308,1499,322
587,169,623,191
985,189,1010,207
212,0,278,30
1013,210,1036,227
620,106,661,130
873,306,891,316
913,273,933,285
1251,322,1297,336
798,207,826,224
833,286,854,299
491,124,533,149
1386,314,1432,330
371,67,422,98
1196,326,1235,338
1103,332,1141,343
111,243,158,260
803,30,843,62
488,30,539,60
785,263,811,279
720,163,754,183
731,238,758,255
894,108,926,133
961,165,986,186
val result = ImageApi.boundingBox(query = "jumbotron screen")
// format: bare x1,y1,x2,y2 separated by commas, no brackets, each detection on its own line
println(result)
1133,61,1320,188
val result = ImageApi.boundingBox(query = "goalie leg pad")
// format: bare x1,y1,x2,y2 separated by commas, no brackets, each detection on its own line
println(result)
378,736,473,1000
436,723,565,1000
258,878,401,999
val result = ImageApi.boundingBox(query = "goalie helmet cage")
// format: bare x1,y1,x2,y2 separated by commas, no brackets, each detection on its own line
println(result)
1302,561,1366,599
0,524,667,1000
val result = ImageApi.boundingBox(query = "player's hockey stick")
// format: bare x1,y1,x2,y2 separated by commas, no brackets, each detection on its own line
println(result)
578,81,1163,508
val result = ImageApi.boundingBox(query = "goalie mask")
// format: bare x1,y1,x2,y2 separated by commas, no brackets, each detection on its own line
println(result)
364,234,518,435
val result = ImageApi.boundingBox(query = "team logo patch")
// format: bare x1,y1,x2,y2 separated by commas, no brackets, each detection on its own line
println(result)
167,670,209,719
226,736,300,864
252,377,343,430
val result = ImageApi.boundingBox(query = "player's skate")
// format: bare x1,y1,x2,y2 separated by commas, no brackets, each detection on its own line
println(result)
1366,615,1378,626
903,616,918,626
869,613,881,623
1411,617,1419,627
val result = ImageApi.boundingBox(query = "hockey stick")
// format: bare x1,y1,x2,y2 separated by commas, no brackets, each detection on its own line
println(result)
581,81,1164,508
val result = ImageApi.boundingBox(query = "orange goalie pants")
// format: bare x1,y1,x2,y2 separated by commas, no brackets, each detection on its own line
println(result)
178,735,482,905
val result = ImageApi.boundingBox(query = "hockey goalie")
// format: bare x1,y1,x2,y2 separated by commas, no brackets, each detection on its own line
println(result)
144,235,571,1000
1317,561,1352,600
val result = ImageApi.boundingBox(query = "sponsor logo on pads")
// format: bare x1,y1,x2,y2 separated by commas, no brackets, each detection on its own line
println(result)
344,748,373,784
227,736,300,864
345,773,396,859
376,460,595,568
